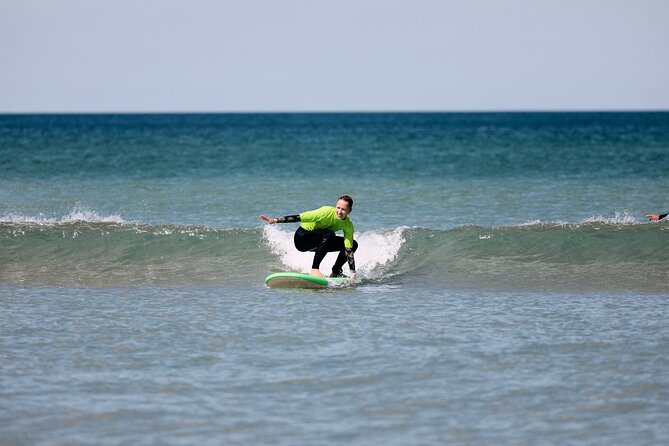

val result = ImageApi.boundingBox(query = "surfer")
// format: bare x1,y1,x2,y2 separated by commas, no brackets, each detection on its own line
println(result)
260,195,357,279
646,212,668,221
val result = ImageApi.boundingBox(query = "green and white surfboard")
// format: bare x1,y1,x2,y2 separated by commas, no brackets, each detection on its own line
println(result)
264,272,350,289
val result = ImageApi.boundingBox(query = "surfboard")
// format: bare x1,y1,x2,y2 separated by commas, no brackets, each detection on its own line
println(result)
264,272,350,289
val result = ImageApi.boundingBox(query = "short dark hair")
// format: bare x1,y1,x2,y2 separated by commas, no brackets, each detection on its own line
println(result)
338,195,353,210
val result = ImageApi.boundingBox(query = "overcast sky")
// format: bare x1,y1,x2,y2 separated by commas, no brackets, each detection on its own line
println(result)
2,0,668,113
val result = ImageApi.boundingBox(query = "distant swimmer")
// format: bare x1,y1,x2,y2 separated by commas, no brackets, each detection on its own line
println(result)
646,212,668,221
260,195,358,279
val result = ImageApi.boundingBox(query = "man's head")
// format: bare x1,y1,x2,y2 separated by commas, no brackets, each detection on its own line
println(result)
335,195,353,220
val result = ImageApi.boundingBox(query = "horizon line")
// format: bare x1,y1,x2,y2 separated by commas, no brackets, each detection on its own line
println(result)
1,108,668,116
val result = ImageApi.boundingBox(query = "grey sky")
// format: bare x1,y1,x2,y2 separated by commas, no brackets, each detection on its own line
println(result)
2,0,668,112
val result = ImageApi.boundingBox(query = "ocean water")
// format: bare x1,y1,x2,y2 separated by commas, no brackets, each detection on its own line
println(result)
1,112,668,444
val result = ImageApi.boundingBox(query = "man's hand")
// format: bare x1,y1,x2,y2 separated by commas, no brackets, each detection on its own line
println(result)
646,214,661,221
260,215,277,224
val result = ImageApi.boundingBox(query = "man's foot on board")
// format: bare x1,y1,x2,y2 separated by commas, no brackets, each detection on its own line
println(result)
330,269,348,278
310,269,326,278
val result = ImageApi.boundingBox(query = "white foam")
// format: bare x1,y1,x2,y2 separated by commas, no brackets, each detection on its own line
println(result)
506,212,639,228
582,211,638,225
262,225,406,278
0,208,128,225
355,227,406,278
517,219,544,227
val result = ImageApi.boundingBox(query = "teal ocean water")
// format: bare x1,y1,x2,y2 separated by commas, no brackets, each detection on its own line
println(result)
2,113,668,444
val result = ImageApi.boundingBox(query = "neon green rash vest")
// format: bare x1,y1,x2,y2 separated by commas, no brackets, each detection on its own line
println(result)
299,206,355,249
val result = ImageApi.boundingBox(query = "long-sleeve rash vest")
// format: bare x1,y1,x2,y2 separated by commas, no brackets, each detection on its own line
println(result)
299,206,355,249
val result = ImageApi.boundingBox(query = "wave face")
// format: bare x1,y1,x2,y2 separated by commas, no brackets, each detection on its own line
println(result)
391,222,668,292
1,214,263,286
2,212,667,291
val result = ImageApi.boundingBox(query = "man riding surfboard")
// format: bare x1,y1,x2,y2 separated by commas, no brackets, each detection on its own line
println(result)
260,195,357,279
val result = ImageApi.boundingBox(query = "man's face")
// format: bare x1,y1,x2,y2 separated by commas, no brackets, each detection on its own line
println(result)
335,199,351,220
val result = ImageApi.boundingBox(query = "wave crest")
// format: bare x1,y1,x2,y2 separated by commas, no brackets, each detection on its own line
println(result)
1,217,666,291
0,208,128,225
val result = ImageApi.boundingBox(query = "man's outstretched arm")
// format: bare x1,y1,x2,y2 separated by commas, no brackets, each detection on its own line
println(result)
260,214,301,224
